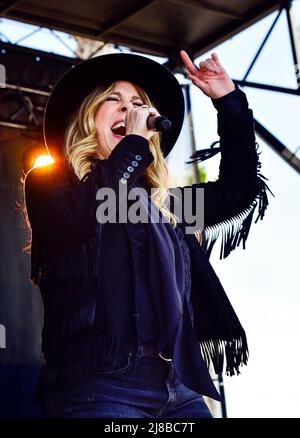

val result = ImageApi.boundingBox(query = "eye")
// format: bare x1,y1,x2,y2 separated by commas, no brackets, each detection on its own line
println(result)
133,101,143,107
106,96,119,102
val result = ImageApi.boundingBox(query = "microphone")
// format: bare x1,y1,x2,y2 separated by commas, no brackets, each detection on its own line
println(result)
147,115,172,132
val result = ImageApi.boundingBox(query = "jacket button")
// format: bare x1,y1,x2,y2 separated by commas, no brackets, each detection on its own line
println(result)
132,161,138,167
123,172,130,179
135,154,142,161
127,166,134,172
120,178,127,184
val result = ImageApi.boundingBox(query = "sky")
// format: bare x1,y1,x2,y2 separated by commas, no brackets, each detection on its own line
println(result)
1,1,300,418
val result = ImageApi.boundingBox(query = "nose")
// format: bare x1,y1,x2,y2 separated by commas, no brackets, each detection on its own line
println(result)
119,99,135,113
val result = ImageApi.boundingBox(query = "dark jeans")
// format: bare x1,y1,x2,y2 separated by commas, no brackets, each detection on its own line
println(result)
41,356,213,418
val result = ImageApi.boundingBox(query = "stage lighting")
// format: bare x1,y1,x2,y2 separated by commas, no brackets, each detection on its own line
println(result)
33,154,55,168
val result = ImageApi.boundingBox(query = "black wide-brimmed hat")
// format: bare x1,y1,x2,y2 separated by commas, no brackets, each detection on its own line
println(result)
44,53,185,159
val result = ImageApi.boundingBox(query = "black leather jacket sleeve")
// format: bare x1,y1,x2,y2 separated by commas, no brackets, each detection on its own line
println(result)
201,87,259,225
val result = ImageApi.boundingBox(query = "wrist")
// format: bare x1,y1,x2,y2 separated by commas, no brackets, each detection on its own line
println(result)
211,85,249,113
212,82,236,99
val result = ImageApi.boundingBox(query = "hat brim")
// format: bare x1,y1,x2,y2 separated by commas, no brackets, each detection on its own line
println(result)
44,53,185,159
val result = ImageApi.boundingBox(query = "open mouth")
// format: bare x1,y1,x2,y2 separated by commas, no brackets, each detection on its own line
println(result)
111,120,126,137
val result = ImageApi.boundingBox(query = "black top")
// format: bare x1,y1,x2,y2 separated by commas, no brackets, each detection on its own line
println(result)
126,217,192,343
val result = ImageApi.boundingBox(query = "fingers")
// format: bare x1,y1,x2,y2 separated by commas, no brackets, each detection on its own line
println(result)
199,59,217,73
188,74,209,92
180,50,199,75
125,105,160,134
126,105,160,138
148,106,160,117
141,105,160,117
129,106,148,123
211,52,222,67
180,49,223,74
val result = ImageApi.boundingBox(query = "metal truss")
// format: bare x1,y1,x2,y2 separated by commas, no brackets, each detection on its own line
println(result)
231,1,300,174
0,79,50,130
163,2,300,176
0,72,50,131
0,37,79,132
1,2,300,174
0,16,78,57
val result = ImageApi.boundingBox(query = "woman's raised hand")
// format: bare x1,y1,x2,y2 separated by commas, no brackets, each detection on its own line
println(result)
180,50,235,99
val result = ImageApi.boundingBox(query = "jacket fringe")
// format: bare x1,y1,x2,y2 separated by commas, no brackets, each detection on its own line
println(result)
57,330,136,382
188,142,274,259
199,333,249,377
185,140,221,165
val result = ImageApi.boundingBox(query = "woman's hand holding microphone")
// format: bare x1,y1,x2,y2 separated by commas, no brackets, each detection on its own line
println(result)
125,105,161,141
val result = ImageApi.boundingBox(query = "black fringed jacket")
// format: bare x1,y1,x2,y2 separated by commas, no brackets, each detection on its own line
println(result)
24,86,271,401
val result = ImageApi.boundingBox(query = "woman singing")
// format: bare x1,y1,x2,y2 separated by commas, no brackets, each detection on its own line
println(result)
24,51,271,418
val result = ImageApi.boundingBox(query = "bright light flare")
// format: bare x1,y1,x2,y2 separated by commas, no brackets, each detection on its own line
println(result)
33,155,55,168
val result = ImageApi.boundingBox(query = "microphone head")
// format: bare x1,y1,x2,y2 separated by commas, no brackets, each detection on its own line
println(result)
148,115,172,132
159,118,172,131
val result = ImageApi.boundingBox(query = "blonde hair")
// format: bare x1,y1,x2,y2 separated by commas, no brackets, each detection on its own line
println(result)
64,81,178,227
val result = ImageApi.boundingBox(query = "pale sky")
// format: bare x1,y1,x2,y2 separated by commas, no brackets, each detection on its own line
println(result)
1,2,300,418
